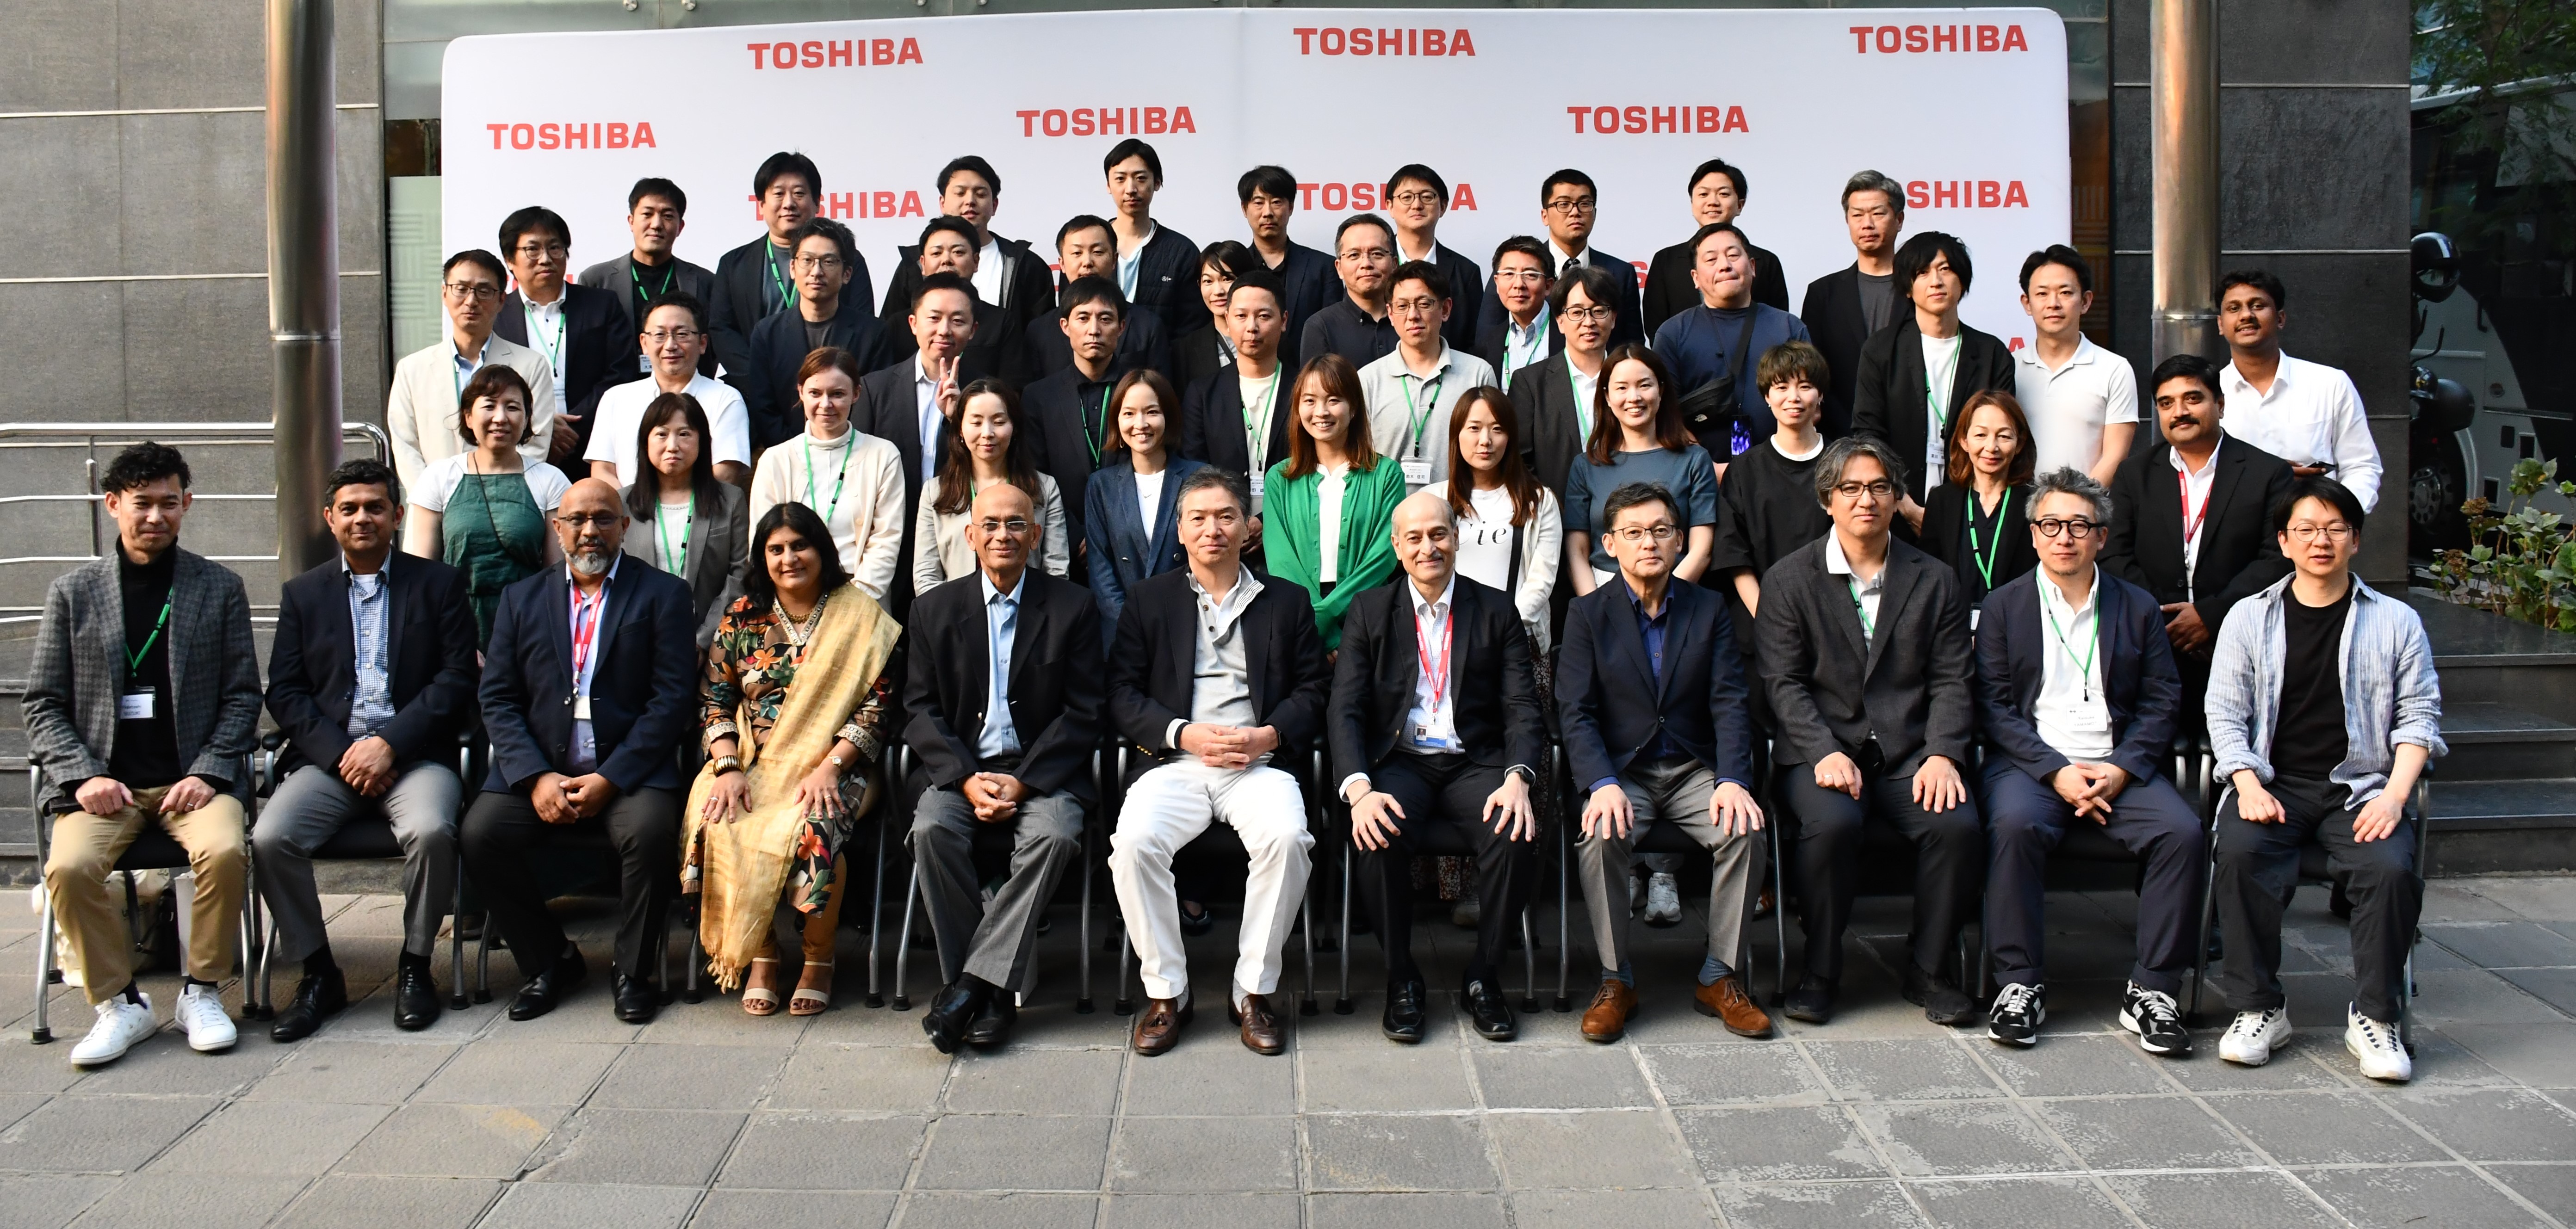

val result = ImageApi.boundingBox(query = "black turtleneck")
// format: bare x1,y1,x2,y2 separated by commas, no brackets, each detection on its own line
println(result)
110,547,184,790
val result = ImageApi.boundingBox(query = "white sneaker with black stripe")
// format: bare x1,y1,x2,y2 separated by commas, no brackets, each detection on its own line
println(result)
2344,1003,2413,1083
2119,982,2192,1056
1986,982,2043,1046
2219,1006,2291,1066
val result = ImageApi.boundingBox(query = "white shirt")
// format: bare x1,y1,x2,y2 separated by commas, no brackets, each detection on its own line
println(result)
911,357,945,486
2033,567,2116,761
1920,331,1964,491
977,570,1025,760
1823,532,1884,635
1455,486,1519,593
1238,364,1286,494
1317,462,1351,584
747,429,908,599
2015,335,2138,476
1359,345,1499,493
1172,567,1264,749
1568,358,1601,448
412,454,572,514
1135,468,1166,539
1499,315,1551,392
584,373,750,487
972,237,1006,306
1402,579,1463,754
2220,352,2381,511
2168,435,2224,600
520,293,570,418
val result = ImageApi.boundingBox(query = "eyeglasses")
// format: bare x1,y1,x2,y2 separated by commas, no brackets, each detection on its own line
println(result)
2035,518,2102,539
1544,197,1598,216
1389,190,1443,208
2285,523,2356,543
1559,306,1614,324
443,282,501,301
512,242,569,260
790,255,844,272
1612,524,1678,543
644,329,701,345
1495,270,1550,285
557,513,621,529
974,518,1034,537
1389,297,1442,316
1833,480,1896,500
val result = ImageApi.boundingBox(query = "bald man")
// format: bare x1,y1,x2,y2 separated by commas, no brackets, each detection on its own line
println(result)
904,484,1106,1052
1327,492,1546,1043
462,476,700,1025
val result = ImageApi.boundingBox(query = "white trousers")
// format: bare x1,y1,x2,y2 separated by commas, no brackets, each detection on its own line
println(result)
1109,759,1313,1004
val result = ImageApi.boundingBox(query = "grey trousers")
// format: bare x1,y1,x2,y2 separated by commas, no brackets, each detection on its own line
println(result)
910,783,1085,991
1575,757,1764,978
253,761,462,964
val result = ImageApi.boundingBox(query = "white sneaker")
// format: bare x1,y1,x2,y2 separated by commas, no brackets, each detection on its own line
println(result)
69,995,156,1067
2345,1003,2413,1083
2219,1006,2292,1066
174,983,237,1053
1644,873,1683,926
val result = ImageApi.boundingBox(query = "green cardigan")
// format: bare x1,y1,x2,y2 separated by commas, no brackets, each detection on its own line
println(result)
1260,457,1407,648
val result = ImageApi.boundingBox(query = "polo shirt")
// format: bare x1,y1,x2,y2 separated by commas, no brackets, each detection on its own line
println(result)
2015,336,2139,476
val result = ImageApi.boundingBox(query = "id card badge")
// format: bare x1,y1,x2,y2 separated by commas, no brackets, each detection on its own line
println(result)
1249,471,1265,508
573,696,594,720
1969,607,1981,631
118,688,156,721
1400,458,1433,487
2067,705,2112,737
1411,724,1463,753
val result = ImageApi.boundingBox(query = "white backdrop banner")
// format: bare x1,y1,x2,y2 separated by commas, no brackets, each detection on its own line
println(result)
443,7,2068,342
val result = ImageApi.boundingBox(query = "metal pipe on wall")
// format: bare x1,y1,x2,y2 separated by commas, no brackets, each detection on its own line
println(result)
267,0,342,581
2149,0,2219,364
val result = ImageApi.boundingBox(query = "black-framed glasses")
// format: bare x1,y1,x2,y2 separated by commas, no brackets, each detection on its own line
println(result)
1612,524,1678,543
1559,306,1614,324
443,282,501,301
2035,518,2102,539
2285,523,2356,543
1544,198,1598,216
557,513,622,530
1833,480,1896,500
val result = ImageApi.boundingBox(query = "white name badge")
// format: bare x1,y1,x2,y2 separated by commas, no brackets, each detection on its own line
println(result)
2066,705,2112,736
1400,459,1433,487
1969,607,1981,631
118,690,155,720
573,697,594,720
1411,726,1462,752
1249,472,1265,506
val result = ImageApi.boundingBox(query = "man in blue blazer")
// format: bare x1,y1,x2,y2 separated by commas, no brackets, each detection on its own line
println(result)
1558,482,1771,1044
1975,468,2201,1057
462,478,698,1025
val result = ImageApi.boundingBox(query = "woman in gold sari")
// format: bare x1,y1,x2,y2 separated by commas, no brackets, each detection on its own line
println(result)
689,500,902,1015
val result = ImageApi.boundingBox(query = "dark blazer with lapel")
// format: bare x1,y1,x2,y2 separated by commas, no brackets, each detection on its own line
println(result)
1644,236,1789,336
1474,313,1564,384
878,233,1054,342
1849,319,2019,504
1023,357,1151,547
1919,482,2039,601
1084,456,1208,645
1757,537,1975,775
877,299,1032,390
1505,349,1589,494
495,282,642,450
1026,304,1169,383
851,358,959,619
742,308,894,449
900,569,1104,803
1178,364,1295,478
1129,224,1207,340
1107,568,1329,766
1163,321,1224,392
477,561,697,796
1417,241,1484,353
1272,241,1343,359
1330,576,1543,780
1555,577,1754,791
1490,247,1641,349
266,553,479,777
1974,568,2181,788
709,235,874,388
621,479,751,649
2102,435,2295,633
1798,264,1872,438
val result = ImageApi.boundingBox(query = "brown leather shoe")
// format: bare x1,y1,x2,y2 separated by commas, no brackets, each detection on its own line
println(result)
1694,974,1774,1038
1229,992,1287,1055
1579,979,1638,1043
1131,995,1191,1056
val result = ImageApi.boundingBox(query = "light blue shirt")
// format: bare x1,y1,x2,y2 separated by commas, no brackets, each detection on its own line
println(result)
1116,225,1152,301
343,559,394,739
976,569,1026,760
566,557,620,772
2207,574,2446,806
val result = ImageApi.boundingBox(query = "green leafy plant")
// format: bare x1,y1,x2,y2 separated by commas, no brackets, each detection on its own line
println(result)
2433,457,2576,630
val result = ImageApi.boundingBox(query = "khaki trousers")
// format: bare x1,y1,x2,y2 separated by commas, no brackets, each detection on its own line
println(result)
43,787,247,1004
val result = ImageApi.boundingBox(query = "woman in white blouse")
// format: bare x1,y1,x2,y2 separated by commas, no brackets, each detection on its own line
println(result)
1445,386,1563,656
748,347,908,603
911,379,1070,593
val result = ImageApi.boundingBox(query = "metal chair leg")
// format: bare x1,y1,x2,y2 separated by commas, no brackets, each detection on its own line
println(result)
1519,905,1539,1013
1114,926,1135,1015
1334,846,1354,1014
1554,794,1573,1012
448,868,470,1011
1076,815,1096,1013
1299,888,1317,1016
1769,821,1790,1007
475,921,494,1004
865,809,888,1008
32,882,57,1044
891,864,922,1011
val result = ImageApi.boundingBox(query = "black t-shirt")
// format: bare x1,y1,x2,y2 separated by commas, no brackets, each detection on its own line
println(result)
109,548,184,791
2272,584,2353,779
627,256,680,327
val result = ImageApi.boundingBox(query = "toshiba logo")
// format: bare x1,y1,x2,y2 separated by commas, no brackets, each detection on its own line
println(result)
1851,24,2031,53
1568,105,1750,135
1298,181,1479,212
1907,179,2031,209
746,38,924,69
1016,107,1198,138
1291,27,1476,56
486,122,655,151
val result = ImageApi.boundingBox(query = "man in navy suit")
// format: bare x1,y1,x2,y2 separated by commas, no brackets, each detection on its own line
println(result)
1975,468,2202,1057
1557,482,1772,1044
461,478,698,1025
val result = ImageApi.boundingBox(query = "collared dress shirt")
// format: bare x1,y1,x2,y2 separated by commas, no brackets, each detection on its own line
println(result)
2033,567,2115,761
345,561,395,739
2220,352,2381,511
977,571,1025,759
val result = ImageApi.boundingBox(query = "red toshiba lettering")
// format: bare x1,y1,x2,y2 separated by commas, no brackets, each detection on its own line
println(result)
1016,109,1039,136
1171,106,1195,132
1450,29,1474,55
2003,25,2028,50
1724,105,1747,132
1450,183,1475,210
827,192,854,219
872,38,895,64
1905,25,1928,52
633,122,653,148
1145,106,1167,134
1977,25,2000,51
872,191,896,216
829,40,852,67
1907,180,1931,209
2004,180,2028,206
1651,106,1677,133
1876,25,1900,52
1622,106,1647,133
1849,25,1871,52
1566,106,1589,133
1298,183,1317,209
901,191,924,216
1043,110,1068,136
1294,26,1316,53
1423,29,1445,55
773,43,799,70
1933,25,1959,52
509,124,534,149
487,123,508,149
800,40,824,67
1934,181,1960,208
563,122,587,150
1321,184,1346,210
1319,28,1344,54
1353,182,1376,209
1592,106,1617,134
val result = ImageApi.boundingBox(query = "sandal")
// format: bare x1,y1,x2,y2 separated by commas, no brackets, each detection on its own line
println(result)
741,957,783,1017
789,960,834,1016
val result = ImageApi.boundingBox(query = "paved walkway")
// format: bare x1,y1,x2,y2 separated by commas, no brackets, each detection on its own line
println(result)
1,876,2574,1228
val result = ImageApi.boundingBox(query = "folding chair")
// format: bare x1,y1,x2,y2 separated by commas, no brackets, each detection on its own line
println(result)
1331,745,1553,1015
1106,744,1319,1018
884,743,1107,1013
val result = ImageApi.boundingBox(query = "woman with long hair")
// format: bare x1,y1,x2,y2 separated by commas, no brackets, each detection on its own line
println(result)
747,347,908,601
404,364,568,646
1261,353,1408,648
690,501,902,1017
1920,388,2039,609
1560,344,1719,597
911,379,1070,593
1447,387,1562,653
622,392,749,649
1083,368,1208,643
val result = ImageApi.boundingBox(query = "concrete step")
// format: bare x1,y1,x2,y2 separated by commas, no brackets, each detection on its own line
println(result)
2414,593,2576,725
2426,778,2576,876
2438,702,2576,781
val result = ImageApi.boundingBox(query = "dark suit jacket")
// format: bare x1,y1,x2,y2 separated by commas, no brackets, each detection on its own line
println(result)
2102,436,2295,634
1107,568,1329,765
1414,241,1484,353
266,553,480,777
1473,314,1564,384
1023,357,1149,546
578,254,717,379
1798,264,1874,438
709,235,873,388
1178,363,1295,478
900,568,1104,802
1643,235,1789,336
495,283,641,450
1504,349,1589,494
1084,456,1208,645
877,233,1055,343
1849,319,2019,503
1920,482,2039,602
1555,577,1755,791
1974,568,2181,788
1270,241,1343,360
1025,304,1168,383
1331,576,1543,781
741,308,894,449
478,561,698,796
1486,247,1641,348
1758,537,1975,775
851,358,968,618
1127,223,1207,339
1164,321,1225,392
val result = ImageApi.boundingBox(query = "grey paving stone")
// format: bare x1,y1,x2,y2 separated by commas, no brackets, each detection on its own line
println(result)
0,1095,217,1172
0,1038,97,1094
916,1114,1111,1191
2331,1026,2520,1089
894,1192,1101,1229
1121,1035,1294,1115
0,1173,113,1229
1973,1032,2171,1096
1297,1043,1475,1112
2450,880,2576,924
590,1044,786,1112
1903,1175,2128,1229
2425,921,2576,969
2209,1090,2449,1164
0,1091,51,1131
768,1043,949,1112
1488,1108,1695,1189
245,1038,458,1104
1805,1038,2001,1101
2497,967,2576,1017
636,999,810,1047
478,1180,700,1229
1857,1101,2078,1177
1675,1105,1886,1183
1304,1113,1497,1191
2300,1164,2552,1229
2489,1164,2576,1223
686,1189,895,1229
1469,1044,1651,1109
942,1045,1123,1116
414,1040,620,1105
715,1112,923,1190
1305,1192,1508,1229
146,1098,387,1178
56,1172,306,1229
2414,969,2576,1025
2448,1023,2576,1087
1510,1187,1715,1229
65,1034,281,1098
273,1175,500,1229
2381,1088,2576,1162
2030,1095,2261,1169
1639,1042,1828,1105
1106,1114,1296,1192
2160,1038,2350,1091
1713,1180,1931,1228
1100,1192,1300,1229
2102,1171,2345,1229
526,1108,745,1186
334,1102,564,1179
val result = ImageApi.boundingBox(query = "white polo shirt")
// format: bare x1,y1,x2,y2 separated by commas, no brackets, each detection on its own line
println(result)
2015,336,2138,477
2220,352,2380,512
583,372,752,488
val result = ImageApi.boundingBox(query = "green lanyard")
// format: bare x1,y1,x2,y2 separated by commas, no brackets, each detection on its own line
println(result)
525,301,565,379
803,438,852,525
1570,360,1591,447
764,243,798,311
1846,577,1875,640
631,259,675,308
2043,592,2099,702
1965,488,2012,593
657,493,694,569
1083,383,1112,469
1502,323,1546,391
1243,369,1281,470
1399,373,1445,457
126,589,173,679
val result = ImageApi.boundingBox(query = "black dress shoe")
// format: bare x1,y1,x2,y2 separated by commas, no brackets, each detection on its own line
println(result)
1783,975,1838,1025
922,980,989,1055
507,950,588,1021
1901,963,1975,1027
269,968,347,1043
964,995,1017,1047
612,972,658,1024
1381,979,1428,1044
393,959,441,1032
1463,977,1517,1041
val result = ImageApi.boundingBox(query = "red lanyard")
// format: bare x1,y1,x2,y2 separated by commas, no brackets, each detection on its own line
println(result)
570,580,610,685
1412,599,1453,713
2176,466,2211,544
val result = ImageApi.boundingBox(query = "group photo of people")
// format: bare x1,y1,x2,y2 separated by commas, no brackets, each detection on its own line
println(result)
26,136,2442,1089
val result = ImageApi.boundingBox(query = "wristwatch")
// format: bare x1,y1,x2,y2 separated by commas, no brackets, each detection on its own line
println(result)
827,752,849,771
1504,765,1536,787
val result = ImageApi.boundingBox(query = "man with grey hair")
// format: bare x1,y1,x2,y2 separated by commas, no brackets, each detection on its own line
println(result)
1973,468,2203,1056
1798,170,1908,438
